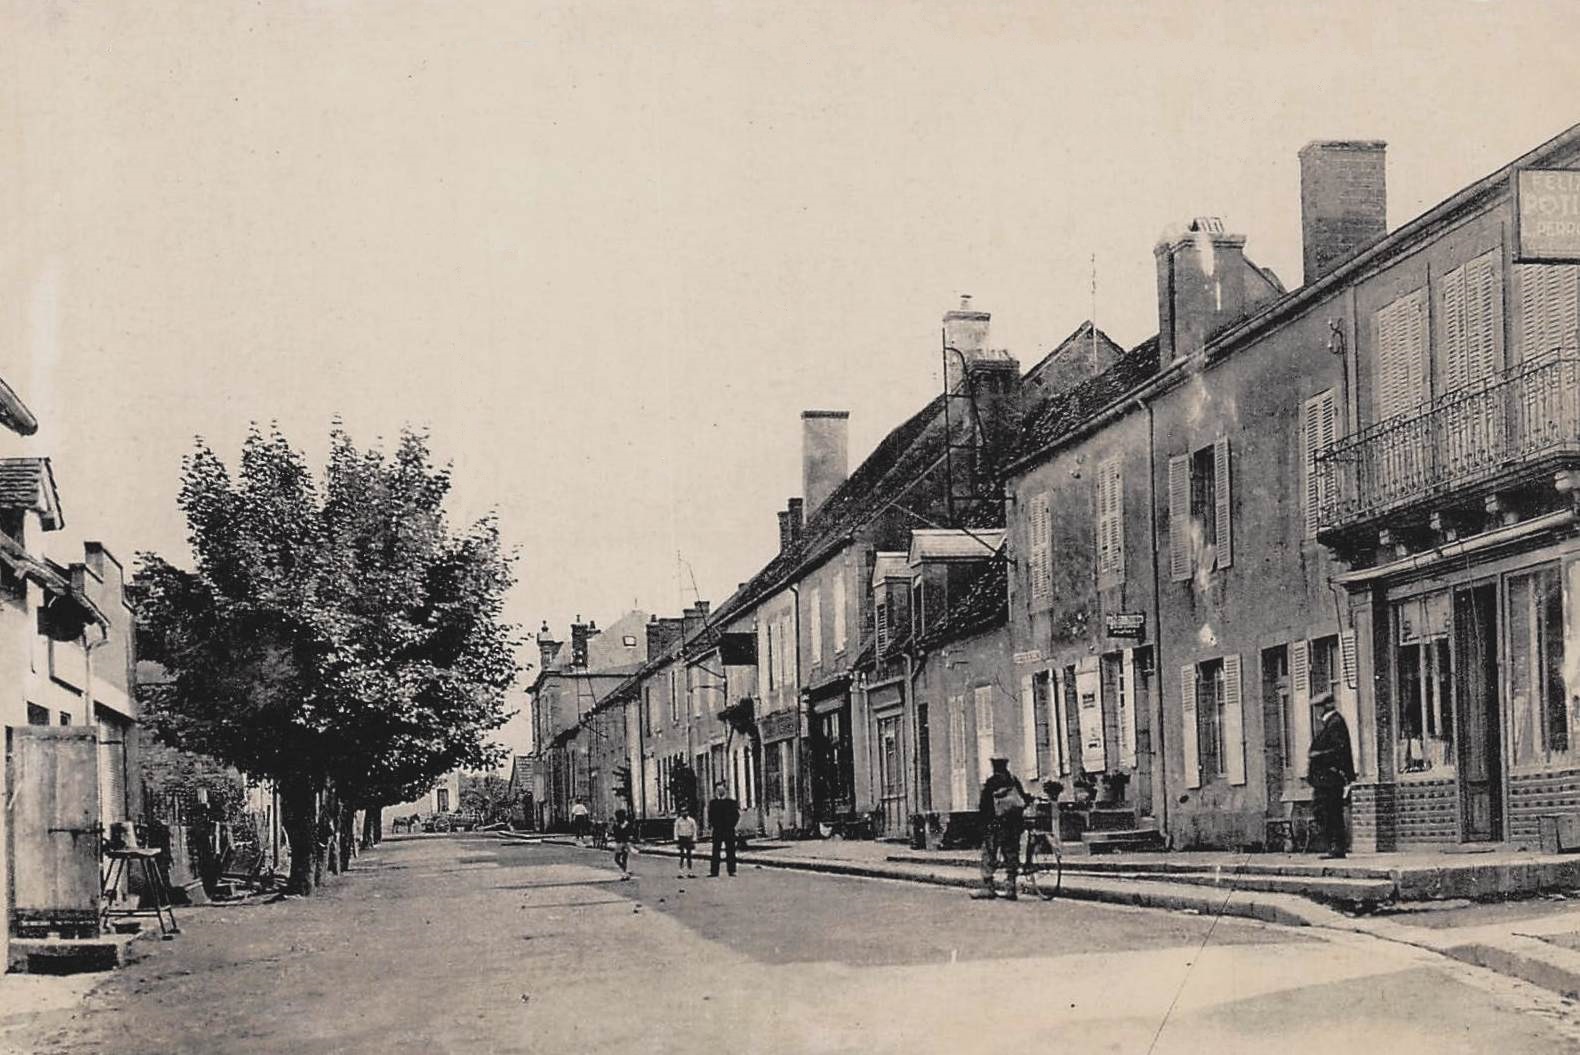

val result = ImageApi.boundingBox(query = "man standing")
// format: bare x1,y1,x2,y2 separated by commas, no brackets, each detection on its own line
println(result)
972,757,1027,900
570,798,590,845
1307,691,1356,860
706,781,740,877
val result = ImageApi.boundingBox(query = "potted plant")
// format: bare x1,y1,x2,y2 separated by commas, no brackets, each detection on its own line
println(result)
1099,771,1131,806
1073,773,1098,804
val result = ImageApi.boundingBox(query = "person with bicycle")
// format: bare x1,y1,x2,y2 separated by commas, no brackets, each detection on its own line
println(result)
971,756,1027,901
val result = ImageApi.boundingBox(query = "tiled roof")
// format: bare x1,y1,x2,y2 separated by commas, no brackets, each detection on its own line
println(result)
917,557,1009,649
0,458,63,530
1012,337,1162,468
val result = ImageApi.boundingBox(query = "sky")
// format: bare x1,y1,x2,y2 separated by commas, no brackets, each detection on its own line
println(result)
5,1,1580,670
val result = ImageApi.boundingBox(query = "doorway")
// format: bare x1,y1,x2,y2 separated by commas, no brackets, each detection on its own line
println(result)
875,713,906,835
1454,583,1502,842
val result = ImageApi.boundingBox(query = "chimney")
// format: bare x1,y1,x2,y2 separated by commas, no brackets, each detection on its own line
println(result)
786,498,804,540
942,294,993,392
645,615,684,659
1154,217,1253,362
801,412,849,518
777,509,793,552
681,602,710,641
570,616,600,669
1299,140,1387,285
536,621,562,671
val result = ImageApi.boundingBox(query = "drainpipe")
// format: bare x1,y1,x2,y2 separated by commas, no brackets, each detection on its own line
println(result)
1137,396,1170,841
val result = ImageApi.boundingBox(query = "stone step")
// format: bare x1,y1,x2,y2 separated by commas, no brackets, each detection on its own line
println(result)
1082,828,1166,852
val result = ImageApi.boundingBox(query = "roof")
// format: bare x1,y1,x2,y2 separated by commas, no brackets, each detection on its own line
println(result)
908,529,1005,565
0,531,109,628
871,551,908,588
1011,337,1162,469
916,557,1009,650
0,375,39,436
0,458,63,531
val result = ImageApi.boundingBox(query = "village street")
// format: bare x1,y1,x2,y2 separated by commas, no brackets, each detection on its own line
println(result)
2,835,1578,1055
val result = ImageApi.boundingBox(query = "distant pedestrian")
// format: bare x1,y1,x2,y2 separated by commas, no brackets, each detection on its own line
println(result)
706,782,740,878
973,756,1026,900
673,810,699,878
570,799,591,845
610,809,635,880
1307,691,1356,859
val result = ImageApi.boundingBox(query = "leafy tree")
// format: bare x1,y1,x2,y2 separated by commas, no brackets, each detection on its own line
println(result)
136,423,520,893
459,772,512,824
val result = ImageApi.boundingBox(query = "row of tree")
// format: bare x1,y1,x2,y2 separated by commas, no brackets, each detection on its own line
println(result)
136,424,520,894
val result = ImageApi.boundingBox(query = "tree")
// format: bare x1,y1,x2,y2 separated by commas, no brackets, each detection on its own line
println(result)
137,423,520,894
459,773,512,824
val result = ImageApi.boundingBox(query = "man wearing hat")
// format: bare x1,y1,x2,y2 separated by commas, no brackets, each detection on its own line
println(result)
972,756,1028,900
1307,691,1357,859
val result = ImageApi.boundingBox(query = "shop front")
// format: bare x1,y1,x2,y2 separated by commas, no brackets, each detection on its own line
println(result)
1352,529,1580,849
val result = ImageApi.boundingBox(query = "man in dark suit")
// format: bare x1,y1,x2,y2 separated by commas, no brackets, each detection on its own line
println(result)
971,757,1027,900
1307,691,1357,859
706,781,740,877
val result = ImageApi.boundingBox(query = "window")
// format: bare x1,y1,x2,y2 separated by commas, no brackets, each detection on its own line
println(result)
915,702,932,812
1509,566,1571,768
1168,437,1232,581
642,686,654,737
1442,251,1502,391
1180,654,1245,787
1096,457,1124,581
1031,671,1054,779
764,620,776,691
1027,492,1052,605
875,598,890,651
809,587,822,665
1519,263,1579,360
59,712,71,726
948,694,969,811
1263,644,1293,773
1392,595,1453,775
1302,390,1338,538
833,570,847,652
669,672,681,724
435,787,450,813
1376,288,1429,419
26,703,48,726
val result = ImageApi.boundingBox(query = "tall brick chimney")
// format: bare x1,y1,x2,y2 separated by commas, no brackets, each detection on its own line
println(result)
681,601,711,641
801,412,849,518
942,295,995,392
536,621,562,671
645,614,684,659
1299,141,1387,285
1154,217,1254,362
569,617,600,668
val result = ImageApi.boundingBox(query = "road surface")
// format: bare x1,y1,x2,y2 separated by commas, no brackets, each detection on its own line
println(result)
3,834,1578,1054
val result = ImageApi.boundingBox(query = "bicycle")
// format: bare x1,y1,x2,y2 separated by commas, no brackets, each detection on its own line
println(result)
1019,791,1064,901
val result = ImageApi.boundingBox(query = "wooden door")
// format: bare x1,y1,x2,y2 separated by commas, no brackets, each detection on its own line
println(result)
1454,584,1503,842
6,725,102,938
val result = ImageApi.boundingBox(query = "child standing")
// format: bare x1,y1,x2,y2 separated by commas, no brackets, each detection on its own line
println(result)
610,808,635,880
673,810,698,878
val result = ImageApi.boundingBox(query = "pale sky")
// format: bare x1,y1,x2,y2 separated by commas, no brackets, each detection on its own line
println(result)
5,1,1580,661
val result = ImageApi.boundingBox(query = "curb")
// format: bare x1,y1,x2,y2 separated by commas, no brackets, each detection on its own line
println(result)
497,832,1328,927
1441,938,1580,1000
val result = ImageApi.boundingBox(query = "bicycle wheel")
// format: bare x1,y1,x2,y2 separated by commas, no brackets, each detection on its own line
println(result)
1025,832,1062,901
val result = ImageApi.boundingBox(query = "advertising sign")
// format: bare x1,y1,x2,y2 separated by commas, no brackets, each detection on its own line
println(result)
1105,612,1146,639
1516,169,1580,263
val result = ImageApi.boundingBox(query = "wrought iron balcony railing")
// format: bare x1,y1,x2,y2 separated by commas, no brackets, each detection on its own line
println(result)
1314,355,1580,534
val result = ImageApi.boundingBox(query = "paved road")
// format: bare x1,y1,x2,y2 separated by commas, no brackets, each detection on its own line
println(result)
4,834,1579,1054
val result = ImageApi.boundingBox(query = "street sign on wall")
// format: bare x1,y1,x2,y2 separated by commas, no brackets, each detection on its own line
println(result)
1105,612,1146,639
1515,168,1580,263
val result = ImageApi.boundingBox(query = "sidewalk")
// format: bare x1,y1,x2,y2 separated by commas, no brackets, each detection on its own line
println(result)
503,831,1580,1000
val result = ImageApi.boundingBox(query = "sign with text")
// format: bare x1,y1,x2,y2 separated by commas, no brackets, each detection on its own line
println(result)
1105,612,1146,639
1516,169,1580,263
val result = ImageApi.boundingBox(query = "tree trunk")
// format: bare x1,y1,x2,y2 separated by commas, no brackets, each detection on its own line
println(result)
321,788,339,879
361,808,379,850
338,802,356,872
280,775,319,896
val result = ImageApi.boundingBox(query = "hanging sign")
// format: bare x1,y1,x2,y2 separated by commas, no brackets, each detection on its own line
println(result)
1515,169,1580,263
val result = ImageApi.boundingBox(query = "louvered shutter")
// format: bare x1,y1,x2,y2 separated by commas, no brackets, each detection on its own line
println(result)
1522,263,1580,359
1168,454,1191,581
1290,639,1312,779
1444,263,1468,393
1180,664,1200,789
1222,654,1246,786
1303,391,1338,538
1467,252,1502,383
1214,435,1232,569
1028,492,1052,605
1019,673,1038,779
974,685,996,785
1377,291,1429,418
809,587,822,664
1099,459,1124,579
875,600,888,651
1404,289,1428,405
1339,629,1358,689
1050,673,1068,776
1119,649,1138,770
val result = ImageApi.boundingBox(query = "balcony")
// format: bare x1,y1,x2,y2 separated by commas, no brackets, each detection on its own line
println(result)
1314,356,1580,543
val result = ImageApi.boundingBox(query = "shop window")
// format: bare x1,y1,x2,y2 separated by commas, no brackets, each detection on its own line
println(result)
1395,595,1454,774
1509,566,1572,768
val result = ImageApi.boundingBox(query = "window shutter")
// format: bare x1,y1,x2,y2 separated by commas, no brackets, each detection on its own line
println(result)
1377,290,1429,418
1028,492,1052,605
1290,639,1312,779
809,587,822,665
1168,454,1191,582
875,600,888,651
1050,672,1069,776
1467,252,1502,383
1214,435,1232,569
1180,664,1200,789
974,685,996,785
833,571,847,650
1404,289,1428,406
1095,458,1124,579
1302,391,1338,539
1119,649,1138,770
1222,653,1246,786
1443,262,1469,393
1522,263,1580,360
1020,674,1038,779
1339,629,1358,689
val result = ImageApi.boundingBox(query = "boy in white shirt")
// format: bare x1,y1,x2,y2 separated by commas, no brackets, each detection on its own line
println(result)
673,811,698,878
